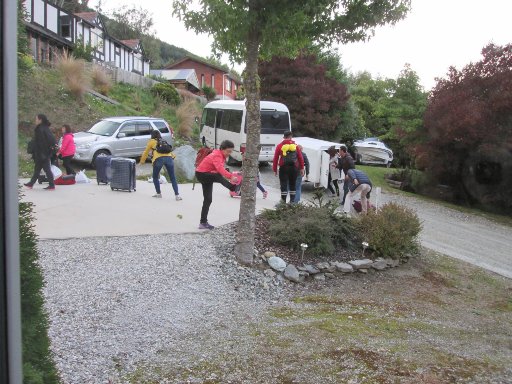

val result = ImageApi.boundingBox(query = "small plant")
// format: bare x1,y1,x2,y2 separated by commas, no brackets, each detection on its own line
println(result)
357,202,422,260
176,99,198,139
72,38,94,62
55,50,89,101
91,65,112,96
151,83,181,105
261,200,360,256
202,85,217,101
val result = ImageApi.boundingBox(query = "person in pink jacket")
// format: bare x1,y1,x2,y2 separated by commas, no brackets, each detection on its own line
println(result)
58,124,76,175
195,140,238,230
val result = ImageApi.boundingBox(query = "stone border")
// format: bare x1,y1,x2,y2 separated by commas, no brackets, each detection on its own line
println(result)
260,251,401,283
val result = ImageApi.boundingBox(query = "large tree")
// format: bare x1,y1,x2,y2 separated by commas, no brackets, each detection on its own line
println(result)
415,44,512,212
260,54,349,139
173,0,411,264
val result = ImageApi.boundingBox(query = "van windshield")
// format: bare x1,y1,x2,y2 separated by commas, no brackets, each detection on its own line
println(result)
245,110,291,134
88,120,121,136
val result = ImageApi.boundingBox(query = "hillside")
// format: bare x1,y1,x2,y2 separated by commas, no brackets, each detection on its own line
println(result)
18,67,202,176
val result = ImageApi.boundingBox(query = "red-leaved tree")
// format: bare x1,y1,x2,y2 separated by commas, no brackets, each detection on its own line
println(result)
416,43,512,212
260,54,349,139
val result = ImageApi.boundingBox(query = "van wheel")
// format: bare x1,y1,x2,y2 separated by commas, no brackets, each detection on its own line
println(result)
92,149,111,169
201,136,206,146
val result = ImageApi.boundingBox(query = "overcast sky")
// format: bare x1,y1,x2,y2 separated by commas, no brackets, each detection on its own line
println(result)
90,0,511,90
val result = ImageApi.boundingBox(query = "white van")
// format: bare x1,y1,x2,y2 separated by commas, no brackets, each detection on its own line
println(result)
200,100,292,163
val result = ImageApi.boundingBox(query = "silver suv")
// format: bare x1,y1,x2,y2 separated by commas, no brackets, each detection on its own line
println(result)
73,117,174,166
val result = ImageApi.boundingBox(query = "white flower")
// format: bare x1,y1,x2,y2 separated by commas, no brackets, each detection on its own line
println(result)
300,243,308,250
362,242,369,248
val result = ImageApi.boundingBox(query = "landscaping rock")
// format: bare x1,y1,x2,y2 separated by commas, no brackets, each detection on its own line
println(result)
297,266,307,272
349,259,373,270
173,145,196,181
304,264,321,274
264,251,276,258
325,273,335,279
316,262,330,271
298,271,310,278
359,269,368,274
263,269,277,278
267,256,286,272
313,273,326,281
371,260,388,271
387,258,400,268
333,262,354,273
284,264,301,283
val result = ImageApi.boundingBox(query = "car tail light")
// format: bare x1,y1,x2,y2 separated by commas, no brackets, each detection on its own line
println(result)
240,143,246,154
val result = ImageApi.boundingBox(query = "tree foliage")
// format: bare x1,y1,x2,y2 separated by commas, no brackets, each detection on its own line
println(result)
260,54,349,139
415,43,512,212
173,0,411,264
48,0,89,13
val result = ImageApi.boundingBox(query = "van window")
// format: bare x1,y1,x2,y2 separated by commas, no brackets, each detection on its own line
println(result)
137,122,152,136
153,121,170,134
214,110,224,129
203,108,216,127
119,123,137,137
245,110,291,134
222,110,243,133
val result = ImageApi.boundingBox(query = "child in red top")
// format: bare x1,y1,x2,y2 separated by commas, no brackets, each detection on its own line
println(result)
195,140,238,229
58,124,76,175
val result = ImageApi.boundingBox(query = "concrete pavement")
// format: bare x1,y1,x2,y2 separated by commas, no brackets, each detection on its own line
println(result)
21,179,281,239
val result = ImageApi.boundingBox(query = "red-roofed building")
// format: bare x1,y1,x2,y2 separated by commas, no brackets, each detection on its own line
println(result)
165,56,242,100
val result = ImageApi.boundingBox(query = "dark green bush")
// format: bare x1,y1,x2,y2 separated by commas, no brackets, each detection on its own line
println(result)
202,85,217,101
19,196,59,383
261,198,360,256
357,202,422,260
151,83,181,105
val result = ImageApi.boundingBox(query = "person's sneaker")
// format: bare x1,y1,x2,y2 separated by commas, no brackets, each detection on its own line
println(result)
175,195,183,201
263,191,268,199
23,183,33,189
152,193,162,198
44,186,55,191
198,222,215,230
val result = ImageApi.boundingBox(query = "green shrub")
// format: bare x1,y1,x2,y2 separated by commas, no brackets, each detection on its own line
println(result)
72,38,94,62
202,85,217,101
151,83,181,105
357,202,422,260
19,194,59,383
261,197,360,256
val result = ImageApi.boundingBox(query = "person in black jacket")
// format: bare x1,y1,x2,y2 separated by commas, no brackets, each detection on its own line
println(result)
337,146,355,205
24,114,57,190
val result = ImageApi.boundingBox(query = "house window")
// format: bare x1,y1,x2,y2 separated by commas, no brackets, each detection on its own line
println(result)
40,47,47,63
91,31,102,49
59,15,71,38
211,74,215,88
234,83,238,91
226,77,232,92
30,37,38,60
201,74,205,87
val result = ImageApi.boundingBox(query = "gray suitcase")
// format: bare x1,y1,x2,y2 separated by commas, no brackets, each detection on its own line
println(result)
110,158,136,192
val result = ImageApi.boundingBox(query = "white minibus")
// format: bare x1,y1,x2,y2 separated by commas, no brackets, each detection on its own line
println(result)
200,100,292,163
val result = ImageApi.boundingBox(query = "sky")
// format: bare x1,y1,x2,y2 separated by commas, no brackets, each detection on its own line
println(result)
90,0,512,90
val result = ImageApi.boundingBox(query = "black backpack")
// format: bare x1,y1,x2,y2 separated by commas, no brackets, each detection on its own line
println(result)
283,148,298,165
155,139,172,154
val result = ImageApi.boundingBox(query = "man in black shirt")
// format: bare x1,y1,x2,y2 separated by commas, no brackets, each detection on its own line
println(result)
337,146,355,205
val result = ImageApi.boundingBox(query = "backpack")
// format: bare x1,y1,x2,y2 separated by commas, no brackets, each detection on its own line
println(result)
282,144,298,166
195,146,213,168
155,139,172,154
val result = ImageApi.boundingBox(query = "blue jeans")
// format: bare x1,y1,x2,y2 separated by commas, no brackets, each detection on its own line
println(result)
153,156,179,195
294,175,302,203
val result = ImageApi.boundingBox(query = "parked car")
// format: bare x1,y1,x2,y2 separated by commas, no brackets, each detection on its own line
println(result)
73,117,174,167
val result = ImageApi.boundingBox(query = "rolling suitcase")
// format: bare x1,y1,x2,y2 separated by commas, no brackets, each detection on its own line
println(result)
110,158,136,192
95,154,112,185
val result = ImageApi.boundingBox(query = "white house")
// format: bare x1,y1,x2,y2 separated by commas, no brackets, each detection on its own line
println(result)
23,0,150,75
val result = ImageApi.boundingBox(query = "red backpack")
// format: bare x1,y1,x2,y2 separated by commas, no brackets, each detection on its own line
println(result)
195,146,213,168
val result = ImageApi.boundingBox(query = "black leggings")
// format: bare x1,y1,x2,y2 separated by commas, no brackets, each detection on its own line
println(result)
327,173,340,195
196,172,236,224
29,157,54,187
61,155,75,175
279,164,298,202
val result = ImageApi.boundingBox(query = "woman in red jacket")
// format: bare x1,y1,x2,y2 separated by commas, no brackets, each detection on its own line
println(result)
58,124,76,175
195,140,238,230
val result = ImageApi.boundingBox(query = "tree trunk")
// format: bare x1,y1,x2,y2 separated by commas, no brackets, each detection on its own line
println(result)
234,16,261,265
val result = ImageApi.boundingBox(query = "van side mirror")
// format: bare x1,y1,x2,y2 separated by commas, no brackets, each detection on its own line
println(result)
117,132,126,138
